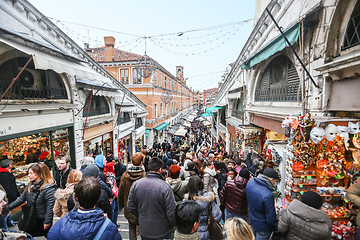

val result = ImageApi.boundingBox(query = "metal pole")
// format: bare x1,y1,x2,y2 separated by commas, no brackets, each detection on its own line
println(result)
265,8,319,88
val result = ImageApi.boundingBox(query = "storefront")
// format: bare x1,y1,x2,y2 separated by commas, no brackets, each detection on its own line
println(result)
118,135,132,163
281,115,360,239
83,122,113,156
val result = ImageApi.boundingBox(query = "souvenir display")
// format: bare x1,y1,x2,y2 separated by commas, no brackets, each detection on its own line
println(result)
283,115,360,239
232,127,263,158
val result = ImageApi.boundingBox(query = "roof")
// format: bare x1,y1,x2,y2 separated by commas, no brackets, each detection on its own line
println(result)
85,46,143,62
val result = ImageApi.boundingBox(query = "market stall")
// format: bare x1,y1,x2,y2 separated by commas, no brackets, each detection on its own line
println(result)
282,115,360,239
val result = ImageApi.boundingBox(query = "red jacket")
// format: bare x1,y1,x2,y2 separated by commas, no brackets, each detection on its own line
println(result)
220,176,248,216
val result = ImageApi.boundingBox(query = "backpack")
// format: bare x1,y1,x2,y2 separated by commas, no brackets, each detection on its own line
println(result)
105,172,118,198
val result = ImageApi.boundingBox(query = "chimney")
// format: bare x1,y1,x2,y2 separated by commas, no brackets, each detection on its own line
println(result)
104,36,115,61
84,43,89,49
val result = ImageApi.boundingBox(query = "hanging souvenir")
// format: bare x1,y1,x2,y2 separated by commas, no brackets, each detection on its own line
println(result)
348,122,360,134
324,124,339,142
310,126,325,144
337,125,350,150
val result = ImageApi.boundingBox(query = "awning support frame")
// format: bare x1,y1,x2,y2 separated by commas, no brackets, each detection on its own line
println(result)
265,8,319,88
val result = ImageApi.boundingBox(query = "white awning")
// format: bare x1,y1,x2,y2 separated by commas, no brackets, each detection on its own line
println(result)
0,37,118,90
183,121,191,127
174,127,187,137
203,121,211,126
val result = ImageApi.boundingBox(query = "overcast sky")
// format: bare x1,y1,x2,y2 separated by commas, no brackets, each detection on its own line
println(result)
29,0,256,91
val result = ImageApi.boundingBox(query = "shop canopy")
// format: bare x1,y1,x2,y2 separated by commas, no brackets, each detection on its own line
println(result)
196,117,205,121
168,125,179,135
174,127,187,137
206,106,223,113
241,23,300,69
202,113,214,118
203,121,211,126
155,122,169,131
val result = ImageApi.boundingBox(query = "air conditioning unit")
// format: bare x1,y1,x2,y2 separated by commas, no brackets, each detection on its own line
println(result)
18,68,42,88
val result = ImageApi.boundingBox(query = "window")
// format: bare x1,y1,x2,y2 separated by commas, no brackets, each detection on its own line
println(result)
0,57,67,100
165,76,167,89
160,102,163,116
153,71,157,84
135,117,143,129
133,68,141,84
117,112,131,125
342,1,360,50
171,81,174,90
154,103,158,118
160,73,163,86
255,55,301,102
120,69,129,84
82,95,110,117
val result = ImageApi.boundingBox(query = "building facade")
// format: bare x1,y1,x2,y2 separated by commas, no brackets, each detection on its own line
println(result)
86,37,197,147
0,0,147,168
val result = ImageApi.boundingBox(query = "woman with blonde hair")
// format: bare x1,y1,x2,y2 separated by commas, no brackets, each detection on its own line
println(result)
8,162,56,237
225,217,254,240
53,169,82,218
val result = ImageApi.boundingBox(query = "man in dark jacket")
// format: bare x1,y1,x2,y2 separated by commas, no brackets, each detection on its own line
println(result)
48,177,121,240
0,159,19,230
128,157,176,240
54,156,73,189
220,168,249,221
246,167,279,240
119,152,146,240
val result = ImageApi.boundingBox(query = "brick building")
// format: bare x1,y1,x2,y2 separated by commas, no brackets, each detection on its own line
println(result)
86,37,197,147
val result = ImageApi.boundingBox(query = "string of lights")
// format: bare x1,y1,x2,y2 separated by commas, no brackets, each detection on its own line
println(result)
49,17,252,56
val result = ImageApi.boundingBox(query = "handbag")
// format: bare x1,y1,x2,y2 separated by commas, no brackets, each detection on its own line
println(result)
207,201,223,240
18,191,40,232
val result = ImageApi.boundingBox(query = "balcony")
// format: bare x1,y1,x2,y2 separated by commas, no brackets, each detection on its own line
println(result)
0,84,67,100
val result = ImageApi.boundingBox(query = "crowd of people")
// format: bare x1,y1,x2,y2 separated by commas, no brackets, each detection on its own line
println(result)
0,119,334,240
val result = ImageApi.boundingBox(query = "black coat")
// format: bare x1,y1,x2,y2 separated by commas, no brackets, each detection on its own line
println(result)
8,182,56,224
114,162,127,186
0,169,19,203
54,167,73,189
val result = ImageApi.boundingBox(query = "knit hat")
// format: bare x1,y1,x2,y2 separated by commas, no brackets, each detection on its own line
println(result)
301,191,323,209
83,164,100,178
94,155,104,168
239,168,250,180
169,164,181,179
263,168,280,180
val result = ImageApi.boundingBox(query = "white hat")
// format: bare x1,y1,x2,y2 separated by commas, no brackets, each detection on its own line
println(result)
0,190,6,202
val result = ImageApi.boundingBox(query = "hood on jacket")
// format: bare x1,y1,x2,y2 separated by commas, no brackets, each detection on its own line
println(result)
256,174,273,190
287,200,331,223
54,183,75,200
184,192,215,203
204,167,216,177
234,176,248,189
94,155,104,168
166,178,182,192
124,168,146,181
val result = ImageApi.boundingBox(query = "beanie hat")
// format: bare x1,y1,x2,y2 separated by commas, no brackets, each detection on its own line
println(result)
263,168,280,180
301,191,323,209
239,168,250,180
94,155,104,168
83,164,100,178
169,164,181,179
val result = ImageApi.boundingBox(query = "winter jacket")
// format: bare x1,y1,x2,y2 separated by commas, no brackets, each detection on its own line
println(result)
346,176,360,226
128,172,176,239
54,167,73,189
166,171,190,203
184,192,222,240
114,162,127,186
278,200,332,240
47,208,121,240
203,167,217,193
53,183,75,218
8,182,56,224
0,168,19,203
220,176,248,216
246,174,277,233
118,166,145,224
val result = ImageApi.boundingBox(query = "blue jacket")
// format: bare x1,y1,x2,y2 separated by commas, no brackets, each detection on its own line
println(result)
47,208,121,240
246,175,277,233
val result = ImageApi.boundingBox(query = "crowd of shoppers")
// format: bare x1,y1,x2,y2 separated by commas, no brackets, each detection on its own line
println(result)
0,116,334,240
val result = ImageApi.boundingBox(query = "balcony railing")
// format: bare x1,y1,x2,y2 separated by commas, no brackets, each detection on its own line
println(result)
0,84,67,100
255,83,301,102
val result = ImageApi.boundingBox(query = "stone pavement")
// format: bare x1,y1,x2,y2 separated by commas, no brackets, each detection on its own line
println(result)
9,208,140,240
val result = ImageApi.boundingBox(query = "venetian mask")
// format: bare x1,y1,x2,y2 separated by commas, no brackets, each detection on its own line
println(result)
348,122,360,134
325,124,339,141
337,126,350,150
310,127,325,144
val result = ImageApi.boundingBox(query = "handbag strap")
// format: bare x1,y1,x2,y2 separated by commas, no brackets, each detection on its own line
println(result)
93,218,111,240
